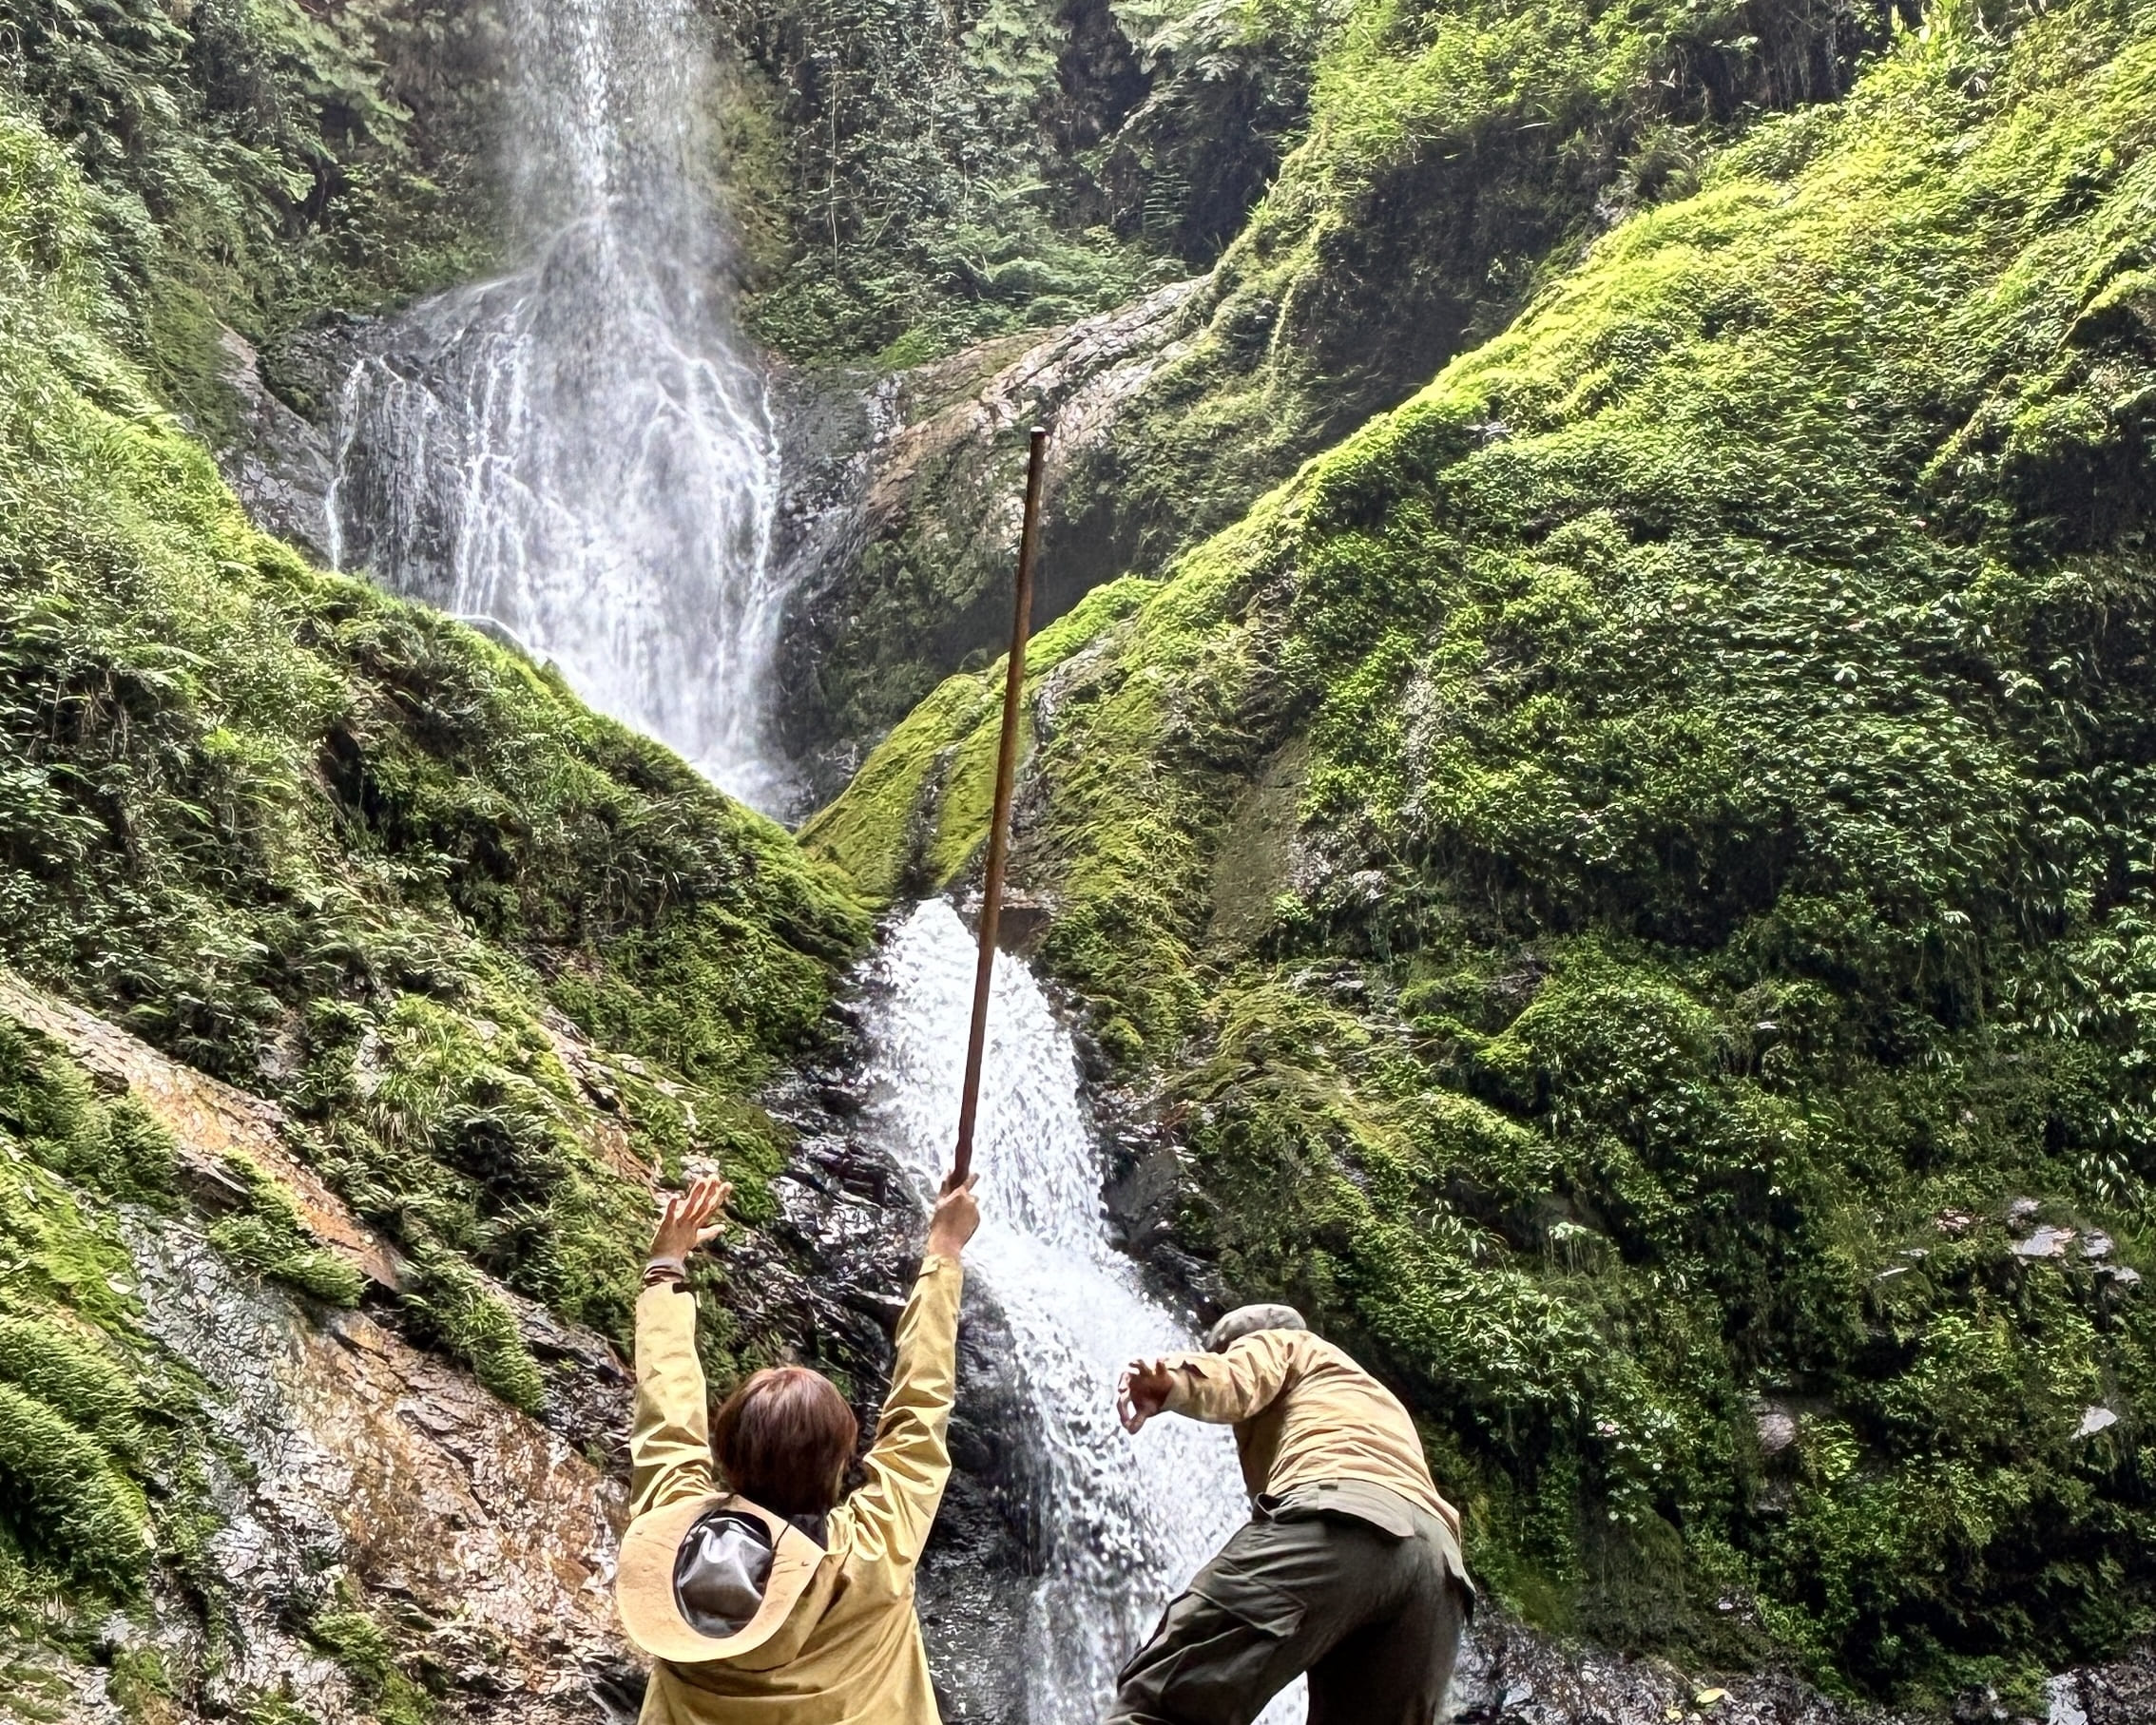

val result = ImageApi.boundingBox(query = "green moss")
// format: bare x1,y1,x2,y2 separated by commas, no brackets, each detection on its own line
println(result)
0,1023,175,1205
0,1315,144,1458
0,1385,151,1596
206,1156,366,1309
105,1647,172,1725
237,1694,322,1725
802,577,1157,896
401,1240,546,1414
304,1603,434,1725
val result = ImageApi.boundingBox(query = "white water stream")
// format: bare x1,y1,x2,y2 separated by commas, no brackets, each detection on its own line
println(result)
864,900,1306,1723
324,0,790,811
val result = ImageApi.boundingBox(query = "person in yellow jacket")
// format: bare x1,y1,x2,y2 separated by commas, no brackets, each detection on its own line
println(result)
1108,1304,1473,1725
615,1169,978,1724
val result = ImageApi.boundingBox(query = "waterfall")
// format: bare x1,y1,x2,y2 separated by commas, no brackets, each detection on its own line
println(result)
863,900,1306,1723
323,0,791,812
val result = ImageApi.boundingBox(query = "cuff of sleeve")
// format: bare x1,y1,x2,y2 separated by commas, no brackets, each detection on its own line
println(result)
919,1252,963,1283
644,1255,687,1287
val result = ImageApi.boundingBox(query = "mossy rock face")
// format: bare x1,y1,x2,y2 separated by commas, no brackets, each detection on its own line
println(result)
812,0,2156,1702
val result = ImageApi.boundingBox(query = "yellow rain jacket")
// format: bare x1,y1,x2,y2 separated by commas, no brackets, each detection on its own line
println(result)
626,1254,963,1724
1160,1327,1461,1538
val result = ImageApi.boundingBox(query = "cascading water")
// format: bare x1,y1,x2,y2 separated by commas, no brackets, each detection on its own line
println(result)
864,899,1306,1724
323,0,791,811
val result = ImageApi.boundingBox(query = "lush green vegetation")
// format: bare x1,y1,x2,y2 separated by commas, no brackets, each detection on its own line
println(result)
810,0,2156,1702
0,95,867,1680
0,1025,195,1627
717,0,1319,357
0,0,503,429
777,0,1918,774
1050,0,1919,587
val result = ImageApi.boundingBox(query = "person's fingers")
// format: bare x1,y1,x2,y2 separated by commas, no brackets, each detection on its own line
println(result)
694,1224,724,1247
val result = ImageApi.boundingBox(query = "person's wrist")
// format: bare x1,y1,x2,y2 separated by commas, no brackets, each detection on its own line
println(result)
923,1234,964,1263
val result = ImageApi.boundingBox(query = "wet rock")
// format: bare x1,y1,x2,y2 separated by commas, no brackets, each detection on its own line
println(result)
1451,1609,1875,1724
80,1211,636,1725
2056,1647,2156,1722
768,282,1206,801
1756,1406,1800,1456
2075,1406,2120,1439
211,325,338,561
2006,1197,2042,1232
2012,1226,2077,1259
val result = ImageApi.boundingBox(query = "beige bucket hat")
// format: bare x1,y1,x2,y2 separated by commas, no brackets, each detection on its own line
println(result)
616,1494,830,1665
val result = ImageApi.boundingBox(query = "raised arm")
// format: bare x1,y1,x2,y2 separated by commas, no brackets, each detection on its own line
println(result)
628,1176,730,1520
835,1174,977,1569
1118,1329,1299,1432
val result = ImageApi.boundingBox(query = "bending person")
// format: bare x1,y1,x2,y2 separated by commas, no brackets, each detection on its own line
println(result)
616,1170,978,1723
1109,1304,1473,1725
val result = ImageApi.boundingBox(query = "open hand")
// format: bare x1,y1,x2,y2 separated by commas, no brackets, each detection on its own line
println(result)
925,1169,980,1261
1117,1357,1176,1434
649,1174,732,1264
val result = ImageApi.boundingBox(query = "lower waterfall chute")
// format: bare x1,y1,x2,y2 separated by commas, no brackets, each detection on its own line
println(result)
862,899,1306,1723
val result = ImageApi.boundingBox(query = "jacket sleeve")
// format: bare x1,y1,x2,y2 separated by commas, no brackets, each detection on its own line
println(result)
837,1254,963,1570
1163,1330,1299,1424
630,1283,717,1520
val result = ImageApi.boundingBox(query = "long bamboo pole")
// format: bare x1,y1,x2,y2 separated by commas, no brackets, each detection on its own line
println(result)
952,425,1049,1182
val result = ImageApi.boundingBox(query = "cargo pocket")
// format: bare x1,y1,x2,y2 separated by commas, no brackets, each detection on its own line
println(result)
1112,1562,1307,1725
1190,1562,1306,1640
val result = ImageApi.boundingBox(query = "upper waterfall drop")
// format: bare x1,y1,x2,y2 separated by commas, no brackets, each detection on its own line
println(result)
323,0,791,813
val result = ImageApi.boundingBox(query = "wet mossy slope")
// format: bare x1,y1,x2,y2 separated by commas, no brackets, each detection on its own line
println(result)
0,102,866,1657
766,0,1921,771
809,0,2156,1704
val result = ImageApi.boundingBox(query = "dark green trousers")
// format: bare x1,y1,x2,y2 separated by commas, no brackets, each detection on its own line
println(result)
1105,1485,1469,1725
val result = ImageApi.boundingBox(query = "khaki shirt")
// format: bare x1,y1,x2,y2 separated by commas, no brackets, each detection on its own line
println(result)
627,1255,963,1724
1163,1328,1459,1538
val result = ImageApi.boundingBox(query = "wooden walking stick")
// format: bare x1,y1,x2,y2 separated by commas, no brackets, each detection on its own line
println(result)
952,425,1049,1183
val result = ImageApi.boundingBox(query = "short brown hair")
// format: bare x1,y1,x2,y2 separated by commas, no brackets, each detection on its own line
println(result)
711,1367,859,1519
